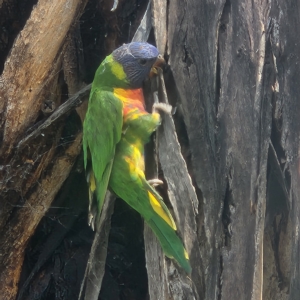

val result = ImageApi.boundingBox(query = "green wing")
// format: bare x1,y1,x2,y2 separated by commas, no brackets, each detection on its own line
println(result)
109,139,191,273
83,88,123,229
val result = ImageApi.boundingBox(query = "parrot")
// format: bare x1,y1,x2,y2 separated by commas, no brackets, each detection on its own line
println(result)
108,102,192,273
83,42,191,273
83,42,161,228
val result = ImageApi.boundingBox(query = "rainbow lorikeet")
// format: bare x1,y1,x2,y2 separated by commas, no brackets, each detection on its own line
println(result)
83,42,191,273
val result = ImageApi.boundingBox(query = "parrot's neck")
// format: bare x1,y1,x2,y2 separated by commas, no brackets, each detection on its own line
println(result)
113,88,146,116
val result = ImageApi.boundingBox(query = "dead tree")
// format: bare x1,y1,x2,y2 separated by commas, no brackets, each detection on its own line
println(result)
0,0,299,299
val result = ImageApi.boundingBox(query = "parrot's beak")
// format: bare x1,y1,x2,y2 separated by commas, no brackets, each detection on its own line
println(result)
150,54,166,76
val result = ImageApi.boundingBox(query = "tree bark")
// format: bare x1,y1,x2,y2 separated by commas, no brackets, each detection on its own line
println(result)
152,0,299,299
0,1,88,298
0,0,299,299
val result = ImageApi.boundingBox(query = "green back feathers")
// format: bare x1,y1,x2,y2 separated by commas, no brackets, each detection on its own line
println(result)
83,89,123,228
91,55,130,90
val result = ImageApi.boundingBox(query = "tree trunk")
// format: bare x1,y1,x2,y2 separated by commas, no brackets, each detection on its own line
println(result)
0,0,299,299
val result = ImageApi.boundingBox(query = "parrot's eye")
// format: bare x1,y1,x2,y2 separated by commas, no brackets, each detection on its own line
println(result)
138,58,147,66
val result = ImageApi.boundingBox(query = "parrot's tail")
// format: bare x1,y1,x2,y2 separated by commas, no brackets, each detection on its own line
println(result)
146,215,192,274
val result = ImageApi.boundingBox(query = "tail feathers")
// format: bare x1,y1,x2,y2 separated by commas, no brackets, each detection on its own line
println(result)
142,178,177,230
147,215,192,274
86,160,114,230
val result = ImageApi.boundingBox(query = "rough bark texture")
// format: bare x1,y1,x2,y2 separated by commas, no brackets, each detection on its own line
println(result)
0,1,88,299
0,0,299,299
154,0,298,299
0,0,87,157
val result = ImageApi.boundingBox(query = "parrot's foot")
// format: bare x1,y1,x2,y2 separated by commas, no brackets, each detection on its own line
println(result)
152,103,173,115
148,179,164,187
88,213,95,231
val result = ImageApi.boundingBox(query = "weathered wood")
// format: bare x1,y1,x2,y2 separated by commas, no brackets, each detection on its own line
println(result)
164,0,299,299
0,1,88,299
0,0,87,157
269,2,300,298
17,84,91,150
132,1,152,43
216,2,271,299
167,2,226,299
144,223,170,299
0,132,82,299
79,193,115,300
62,26,88,123
151,0,167,54
144,74,201,299
158,73,203,299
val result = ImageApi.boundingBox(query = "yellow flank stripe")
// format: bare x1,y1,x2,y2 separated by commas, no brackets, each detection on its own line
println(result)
124,145,145,178
89,172,96,192
148,191,177,230
132,145,140,160
125,111,140,121
152,112,161,123
111,61,127,81
137,156,145,172
184,249,189,260
125,157,136,174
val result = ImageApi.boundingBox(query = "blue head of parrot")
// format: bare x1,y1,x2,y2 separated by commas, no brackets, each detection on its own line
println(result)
112,42,163,88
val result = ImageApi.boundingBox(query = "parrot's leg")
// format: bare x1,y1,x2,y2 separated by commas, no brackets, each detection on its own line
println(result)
152,103,173,115
88,213,95,231
148,179,164,187
86,170,98,230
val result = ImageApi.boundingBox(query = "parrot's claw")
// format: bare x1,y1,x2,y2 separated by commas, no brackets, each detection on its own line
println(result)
88,213,95,231
148,179,164,187
152,103,173,115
